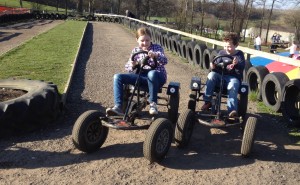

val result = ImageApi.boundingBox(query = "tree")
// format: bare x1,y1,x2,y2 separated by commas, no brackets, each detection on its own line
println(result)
237,0,252,39
230,0,238,32
284,9,300,42
242,0,254,41
198,0,207,36
20,0,23,8
265,0,280,44
77,0,83,14
256,0,267,37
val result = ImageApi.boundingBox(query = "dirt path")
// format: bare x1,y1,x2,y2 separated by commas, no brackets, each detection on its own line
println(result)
0,19,63,56
0,21,299,185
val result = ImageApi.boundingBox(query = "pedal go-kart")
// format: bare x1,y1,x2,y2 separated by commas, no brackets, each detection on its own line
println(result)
174,54,257,156
72,50,180,163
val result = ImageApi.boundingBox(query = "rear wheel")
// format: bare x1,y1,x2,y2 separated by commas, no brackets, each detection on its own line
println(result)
241,117,257,157
174,109,195,148
72,110,109,153
143,118,173,163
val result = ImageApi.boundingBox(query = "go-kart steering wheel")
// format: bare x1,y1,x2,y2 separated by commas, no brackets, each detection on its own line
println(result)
212,54,234,69
131,50,158,70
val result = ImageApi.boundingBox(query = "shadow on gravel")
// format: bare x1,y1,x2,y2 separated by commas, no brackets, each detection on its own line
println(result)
160,113,300,170
0,32,22,42
0,142,144,169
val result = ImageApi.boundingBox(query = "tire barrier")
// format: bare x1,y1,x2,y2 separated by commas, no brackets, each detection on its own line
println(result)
179,40,188,60
281,79,300,126
202,48,213,71
159,32,165,47
176,40,183,57
246,66,269,100
167,34,174,52
261,72,289,112
0,13,34,23
163,33,172,51
153,29,162,45
33,12,69,20
0,79,62,137
171,35,180,54
193,43,207,68
186,41,197,65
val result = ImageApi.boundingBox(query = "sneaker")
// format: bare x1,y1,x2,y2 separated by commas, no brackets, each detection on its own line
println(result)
201,101,212,111
106,106,124,116
149,102,158,115
228,110,238,118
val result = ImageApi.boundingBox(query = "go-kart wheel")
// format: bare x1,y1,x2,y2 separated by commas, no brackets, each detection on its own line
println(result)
188,91,197,111
238,92,248,118
143,118,173,163
241,116,257,157
168,93,180,124
174,109,195,148
72,110,109,153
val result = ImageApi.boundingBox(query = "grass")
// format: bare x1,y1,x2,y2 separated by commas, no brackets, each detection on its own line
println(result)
248,91,299,141
0,0,66,12
0,20,87,93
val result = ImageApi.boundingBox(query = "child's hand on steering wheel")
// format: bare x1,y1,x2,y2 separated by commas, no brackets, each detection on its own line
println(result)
130,60,138,67
227,57,238,70
148,51,158,59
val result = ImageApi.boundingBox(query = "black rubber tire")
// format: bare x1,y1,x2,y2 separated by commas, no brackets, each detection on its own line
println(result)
0,79,62,137
168,93,180,124
202,48,213,71
179,40,189,59
164,34,173,51
281,79,300,126
246,66,269,100
261,72,289,112
241,117,257,157
171,36,180,54
187,41,197,65
143,118,173,163
159,33,165,48
193,44,207,69
188,91,197,111
72,110,109,153
238,92,248,118
174,109,195,148
176,40,183,57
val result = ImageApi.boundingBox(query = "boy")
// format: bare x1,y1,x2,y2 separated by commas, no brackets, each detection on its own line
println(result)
201,33,245,118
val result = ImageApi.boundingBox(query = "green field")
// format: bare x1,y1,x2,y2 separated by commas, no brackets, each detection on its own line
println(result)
0,20,87,93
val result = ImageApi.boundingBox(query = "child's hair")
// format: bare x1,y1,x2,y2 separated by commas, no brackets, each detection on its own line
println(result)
136,27,152,39
222,32,239,46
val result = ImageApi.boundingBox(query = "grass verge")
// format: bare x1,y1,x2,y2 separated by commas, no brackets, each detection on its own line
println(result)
0,20,87,93
249,91,299,141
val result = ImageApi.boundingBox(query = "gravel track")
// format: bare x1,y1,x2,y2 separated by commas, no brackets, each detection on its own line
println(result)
0,21,299,185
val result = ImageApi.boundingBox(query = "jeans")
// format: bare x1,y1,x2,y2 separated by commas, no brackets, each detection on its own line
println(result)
203,71,240,112
255,45,261,51
113,70,165,108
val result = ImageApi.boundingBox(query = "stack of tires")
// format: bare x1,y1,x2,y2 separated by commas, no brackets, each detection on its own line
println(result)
0,79,63,137
245,65,300,125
